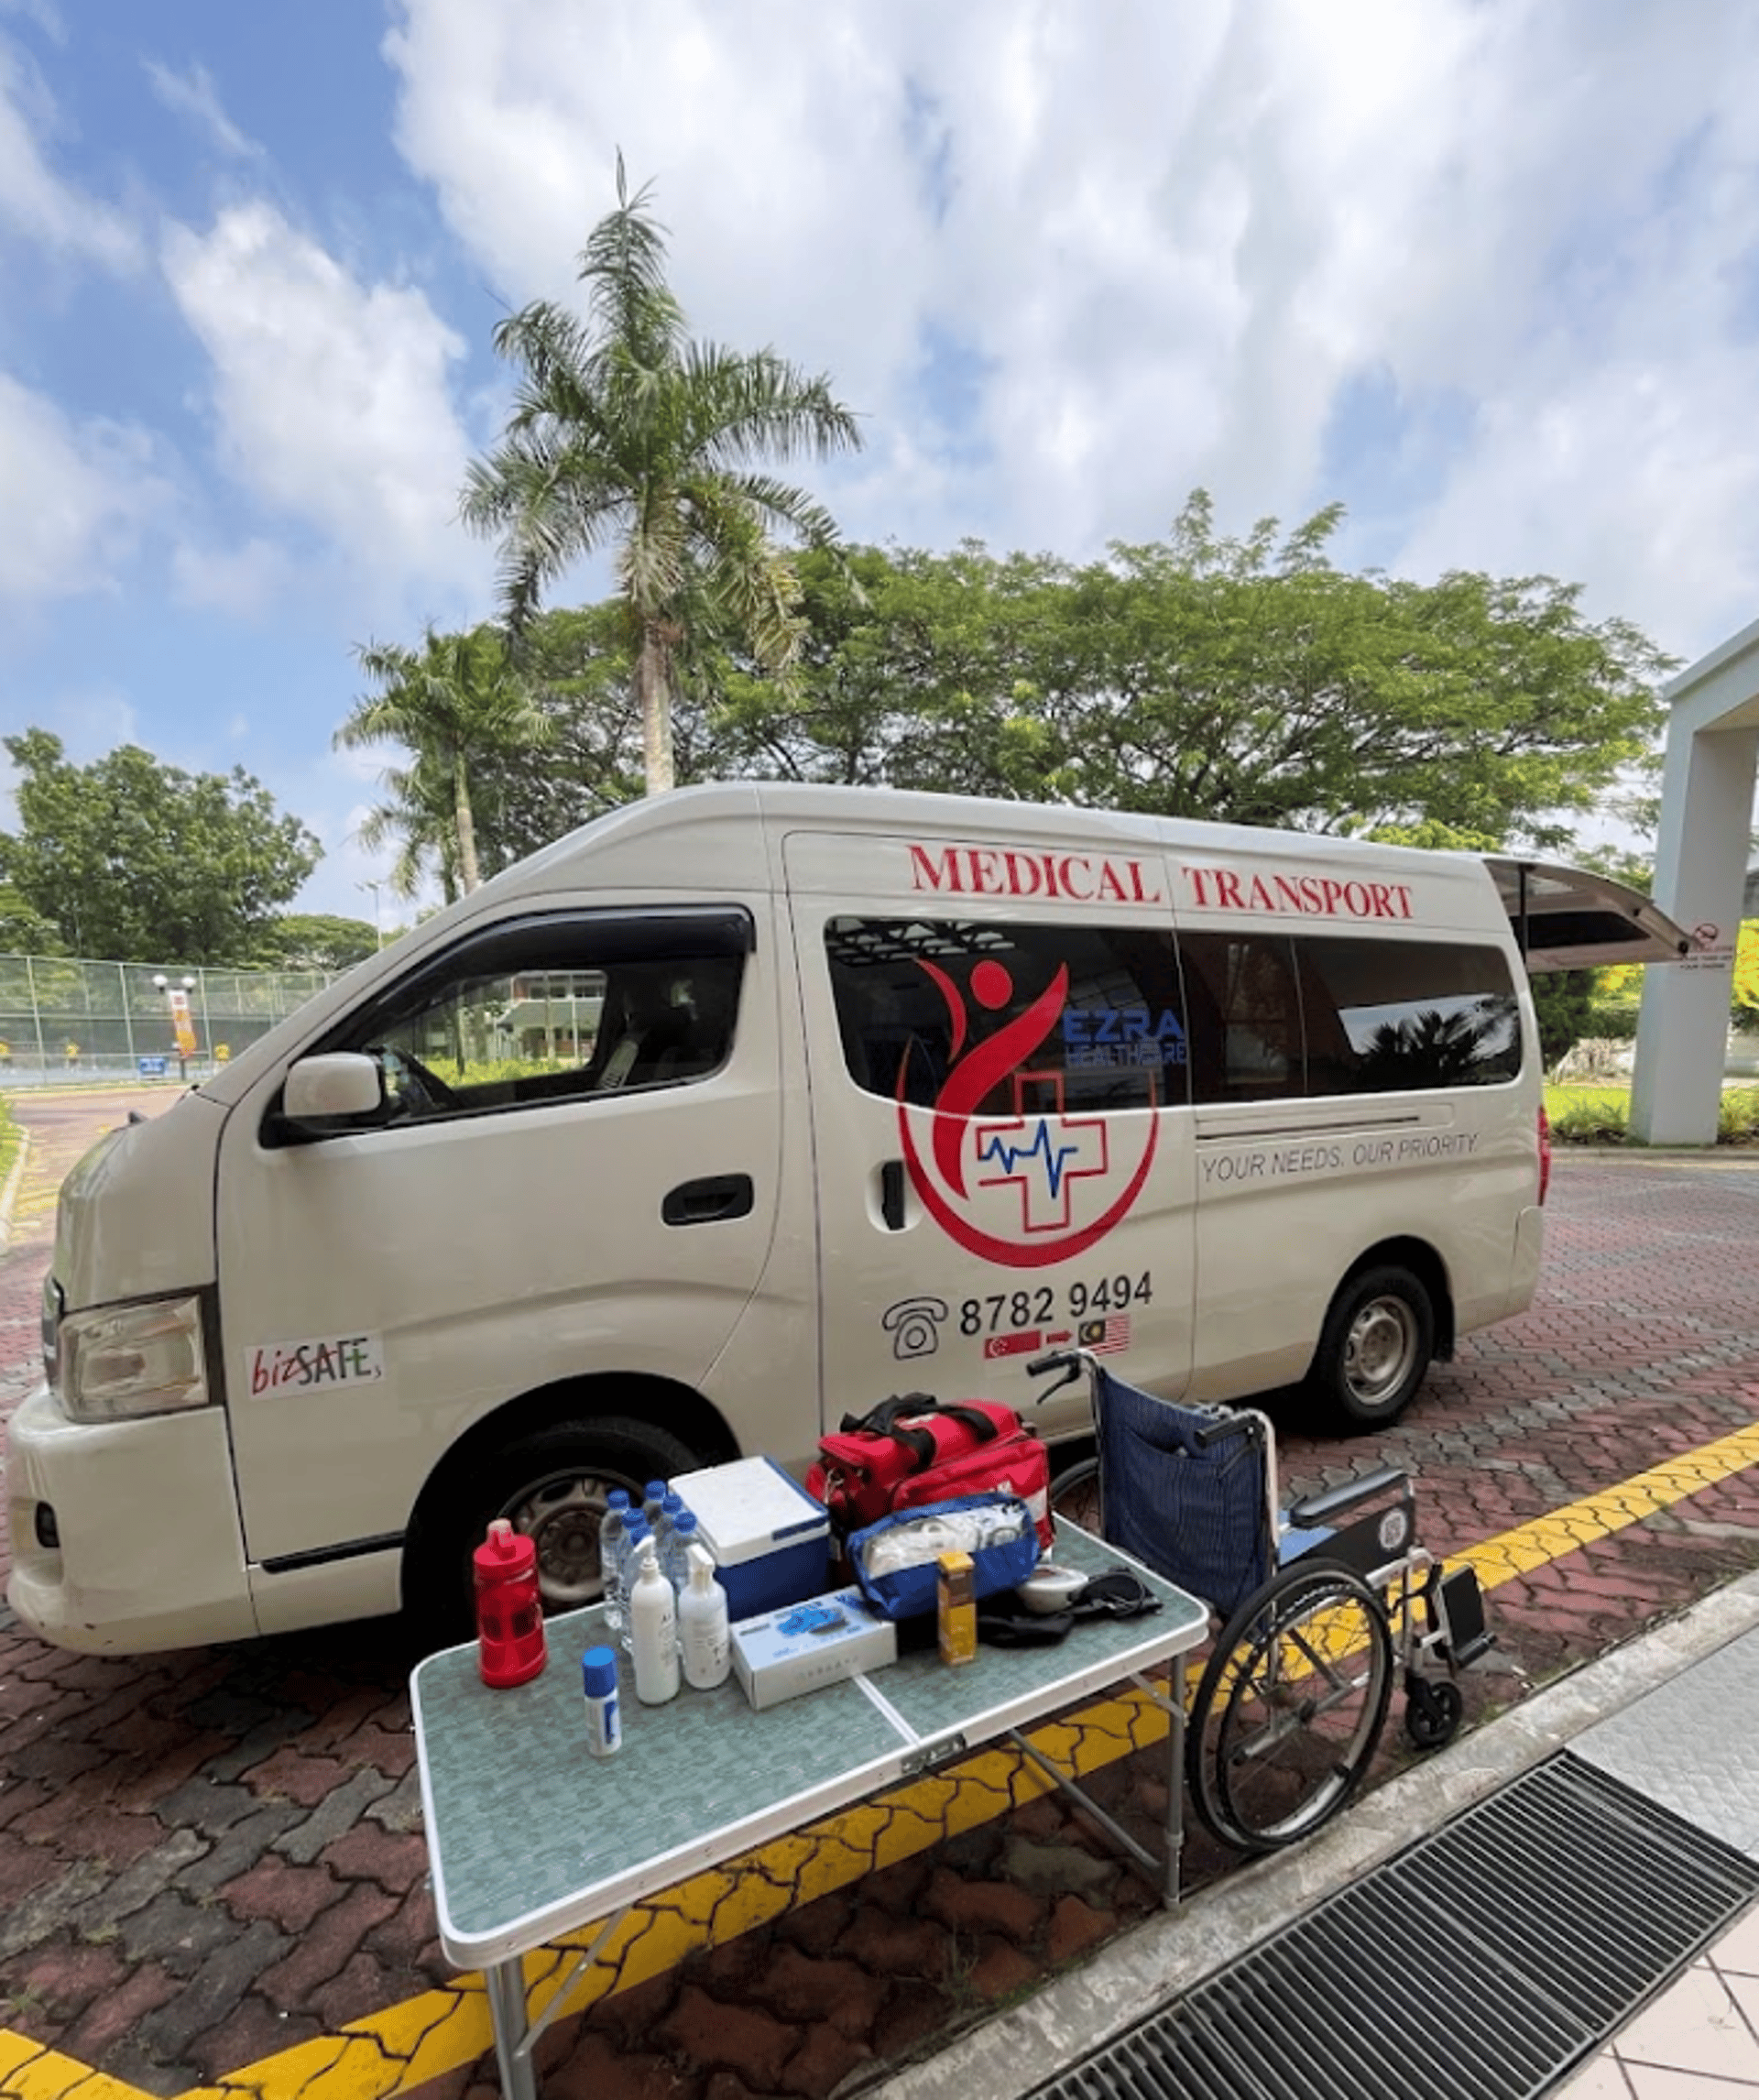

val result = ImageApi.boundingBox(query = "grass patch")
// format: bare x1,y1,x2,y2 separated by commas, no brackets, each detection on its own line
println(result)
1544,1082,1759,1146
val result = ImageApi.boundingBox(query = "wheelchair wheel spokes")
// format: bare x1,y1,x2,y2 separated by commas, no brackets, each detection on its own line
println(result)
1048,1454,1102,1538
1189,1563,1394,1854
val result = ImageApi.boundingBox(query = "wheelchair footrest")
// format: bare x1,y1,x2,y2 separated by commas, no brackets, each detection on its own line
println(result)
1432,1565,1495,1669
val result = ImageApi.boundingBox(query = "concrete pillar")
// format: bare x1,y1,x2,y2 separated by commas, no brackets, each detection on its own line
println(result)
1632,717,1759,1144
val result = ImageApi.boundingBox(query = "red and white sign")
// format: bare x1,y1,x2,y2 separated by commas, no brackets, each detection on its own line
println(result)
894,957,1158,1270
908,842,1164,907
1179,866,1415,921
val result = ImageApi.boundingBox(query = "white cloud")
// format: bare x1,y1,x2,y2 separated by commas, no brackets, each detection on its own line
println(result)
0,29,140,267
384,0,1759,661
170,534,290,617
0,371,168,602
142,57,261,160
162,200,483,599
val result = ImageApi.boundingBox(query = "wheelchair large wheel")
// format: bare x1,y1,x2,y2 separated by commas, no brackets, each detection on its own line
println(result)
1048,1455,1102,1537
1188,1561,1394,1854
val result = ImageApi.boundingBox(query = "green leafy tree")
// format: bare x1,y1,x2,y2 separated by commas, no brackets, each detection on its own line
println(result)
0,730,320,964
0,883,65,954
1735,922,1759,1022
337,623,553,896
720,500,1673,843
1531,971,1602,1069
460,155,864,794
255,913,379,971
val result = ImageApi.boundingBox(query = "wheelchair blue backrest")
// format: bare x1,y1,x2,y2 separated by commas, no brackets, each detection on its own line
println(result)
1090,1369,1275,1618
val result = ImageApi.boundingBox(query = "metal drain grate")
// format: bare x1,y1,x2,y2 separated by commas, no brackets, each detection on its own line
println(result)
1031,1753,1759,2100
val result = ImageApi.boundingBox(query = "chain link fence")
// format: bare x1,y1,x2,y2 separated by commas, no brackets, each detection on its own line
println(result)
0,955,334,1087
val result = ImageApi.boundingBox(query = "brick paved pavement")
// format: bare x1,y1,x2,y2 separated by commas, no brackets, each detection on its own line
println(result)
2,1089,1757,2100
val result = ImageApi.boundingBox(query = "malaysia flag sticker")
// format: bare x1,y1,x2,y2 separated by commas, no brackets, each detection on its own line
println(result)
1078,1315,1130,1355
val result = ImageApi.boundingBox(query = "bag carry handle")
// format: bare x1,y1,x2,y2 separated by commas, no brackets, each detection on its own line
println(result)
836,1394,1008,1469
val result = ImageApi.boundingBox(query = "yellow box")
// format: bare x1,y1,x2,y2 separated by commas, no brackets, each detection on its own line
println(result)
936,1550,977,1667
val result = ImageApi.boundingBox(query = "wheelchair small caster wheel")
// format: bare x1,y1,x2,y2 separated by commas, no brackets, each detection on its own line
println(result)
1404,1676,1463,1751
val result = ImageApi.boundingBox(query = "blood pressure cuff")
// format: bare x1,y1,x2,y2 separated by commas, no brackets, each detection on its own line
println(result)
976,1567,1164,1647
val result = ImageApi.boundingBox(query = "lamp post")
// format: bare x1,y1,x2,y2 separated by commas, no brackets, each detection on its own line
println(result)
152,973,198,1081
357,880,386,952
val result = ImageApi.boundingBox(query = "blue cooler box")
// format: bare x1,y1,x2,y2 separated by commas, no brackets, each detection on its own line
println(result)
668,1457,831,1620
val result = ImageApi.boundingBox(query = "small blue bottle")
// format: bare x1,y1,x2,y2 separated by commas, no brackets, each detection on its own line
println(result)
582,1646,621,1756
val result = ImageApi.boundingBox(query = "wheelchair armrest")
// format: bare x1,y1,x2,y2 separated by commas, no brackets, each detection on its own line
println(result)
1285,1464,1409,1530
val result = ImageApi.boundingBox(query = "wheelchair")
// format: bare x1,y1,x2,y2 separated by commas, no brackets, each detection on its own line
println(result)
1027,1350,1493,1857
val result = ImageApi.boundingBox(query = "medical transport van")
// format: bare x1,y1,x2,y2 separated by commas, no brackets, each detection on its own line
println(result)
7,782,1688,1653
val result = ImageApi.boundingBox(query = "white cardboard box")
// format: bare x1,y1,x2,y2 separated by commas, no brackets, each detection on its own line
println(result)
730,1585,899,1712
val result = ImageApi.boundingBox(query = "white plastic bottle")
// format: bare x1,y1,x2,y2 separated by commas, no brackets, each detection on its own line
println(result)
678,1543,731,1690
629,1537,681,1703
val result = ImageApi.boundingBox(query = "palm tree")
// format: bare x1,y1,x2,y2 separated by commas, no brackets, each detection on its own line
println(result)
459,155,864,793
336,624,553,894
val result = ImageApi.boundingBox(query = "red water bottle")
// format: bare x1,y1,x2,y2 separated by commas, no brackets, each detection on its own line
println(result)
474,1519,547,1688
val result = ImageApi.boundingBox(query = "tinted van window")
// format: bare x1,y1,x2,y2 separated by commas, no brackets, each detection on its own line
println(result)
825,918,1188,1114
1297,937,1521,1095
1181,930,1522,1101
1178,934,1303,1103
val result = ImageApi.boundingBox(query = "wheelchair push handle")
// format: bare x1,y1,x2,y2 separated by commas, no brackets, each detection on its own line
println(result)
1024,1348,1090,1401
1192,1413,1252,1451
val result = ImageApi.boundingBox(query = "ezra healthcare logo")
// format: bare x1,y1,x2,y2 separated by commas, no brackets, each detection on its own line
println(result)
892,950,1159,1270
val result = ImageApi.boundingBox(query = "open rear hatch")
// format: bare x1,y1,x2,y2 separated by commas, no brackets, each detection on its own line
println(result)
1485,858,1693,973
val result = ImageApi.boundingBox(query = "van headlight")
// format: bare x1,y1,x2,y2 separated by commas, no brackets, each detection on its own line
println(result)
41,1273,63,1392
60,1296,209,1422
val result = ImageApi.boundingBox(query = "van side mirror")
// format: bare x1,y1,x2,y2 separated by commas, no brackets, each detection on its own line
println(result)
283,1053,384,1122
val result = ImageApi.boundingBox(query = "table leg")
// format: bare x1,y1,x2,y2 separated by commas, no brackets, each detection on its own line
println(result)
1164,1654,1185,1909
486,1957,538,2100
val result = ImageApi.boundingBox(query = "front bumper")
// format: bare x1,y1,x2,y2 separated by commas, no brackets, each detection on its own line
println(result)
5,1384,259,1654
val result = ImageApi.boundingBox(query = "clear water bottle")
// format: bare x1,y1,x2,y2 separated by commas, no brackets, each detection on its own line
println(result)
617,1515,650,1653
642,1479,668,1532
598,1490,632,1636
655,1490,684,1583
664,1508,700,1593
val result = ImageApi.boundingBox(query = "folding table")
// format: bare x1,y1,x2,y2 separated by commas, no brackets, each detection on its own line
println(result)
411,1523,1208,2100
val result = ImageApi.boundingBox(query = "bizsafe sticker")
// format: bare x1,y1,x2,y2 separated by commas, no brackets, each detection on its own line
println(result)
247,1331,386,1395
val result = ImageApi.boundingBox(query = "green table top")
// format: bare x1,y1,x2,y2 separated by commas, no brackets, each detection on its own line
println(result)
412,1523,1208,1965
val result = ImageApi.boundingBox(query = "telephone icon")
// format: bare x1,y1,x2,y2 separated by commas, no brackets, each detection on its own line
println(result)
880,1295,950,1362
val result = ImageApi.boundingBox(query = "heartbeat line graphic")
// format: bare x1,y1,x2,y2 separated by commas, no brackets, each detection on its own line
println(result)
976,1121,1087,1199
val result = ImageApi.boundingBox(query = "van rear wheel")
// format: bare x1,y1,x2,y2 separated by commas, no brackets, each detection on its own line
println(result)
408,1416,704,1644
1307,1265,1435,1432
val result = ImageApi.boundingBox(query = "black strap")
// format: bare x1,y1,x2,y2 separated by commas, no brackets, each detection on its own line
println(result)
836,1395,1009,1473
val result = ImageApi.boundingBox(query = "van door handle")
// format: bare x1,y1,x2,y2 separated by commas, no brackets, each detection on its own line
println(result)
661,1174,755,1227
880,1159,906,1231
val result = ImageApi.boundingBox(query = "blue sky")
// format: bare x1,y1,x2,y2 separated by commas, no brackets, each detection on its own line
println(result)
5,0,1759,926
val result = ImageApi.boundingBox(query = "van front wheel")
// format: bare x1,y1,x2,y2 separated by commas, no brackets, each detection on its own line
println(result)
410,1416,705,1640
1308,1266,1434,1431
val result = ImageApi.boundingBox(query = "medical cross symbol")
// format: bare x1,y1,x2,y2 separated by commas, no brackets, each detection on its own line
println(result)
973,1077,1109,1233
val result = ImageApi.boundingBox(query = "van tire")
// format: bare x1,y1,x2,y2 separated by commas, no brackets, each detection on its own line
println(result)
406,1415,705,1645
1307,1265,1435,1431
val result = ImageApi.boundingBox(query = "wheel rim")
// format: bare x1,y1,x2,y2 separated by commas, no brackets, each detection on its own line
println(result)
1204,1577,1393,1849
497,1466,641,1610
1343,1294,1419,1409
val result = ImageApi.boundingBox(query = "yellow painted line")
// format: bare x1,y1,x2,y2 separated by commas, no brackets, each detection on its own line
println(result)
7,1411,1759,2100
0,2031,155,2100
1459,1417,1759,1590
